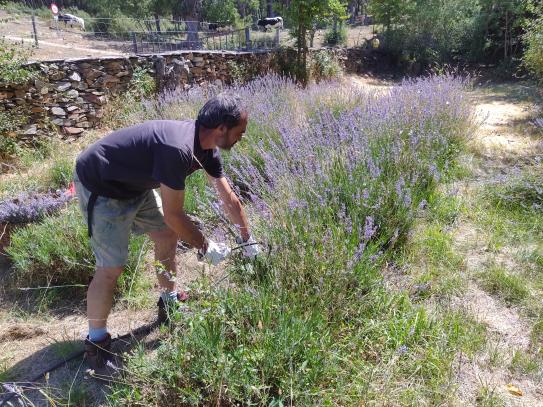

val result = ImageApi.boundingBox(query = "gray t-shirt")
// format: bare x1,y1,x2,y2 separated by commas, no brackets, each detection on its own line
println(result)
75,119,223,199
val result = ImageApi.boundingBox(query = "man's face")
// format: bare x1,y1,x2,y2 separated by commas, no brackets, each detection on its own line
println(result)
217,111,248,150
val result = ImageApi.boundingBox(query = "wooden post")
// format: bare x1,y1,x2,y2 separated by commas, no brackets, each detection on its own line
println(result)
31,13,38,47
245,26,251,50
131,32,138,53
155,56,165,92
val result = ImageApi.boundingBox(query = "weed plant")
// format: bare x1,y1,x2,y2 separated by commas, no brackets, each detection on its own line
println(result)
324,24,348,46
6,203,148,290
310,51,342,83
105,74,477,405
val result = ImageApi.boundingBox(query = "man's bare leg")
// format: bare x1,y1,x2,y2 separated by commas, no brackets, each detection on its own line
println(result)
87,266,123,340
148,228,178,292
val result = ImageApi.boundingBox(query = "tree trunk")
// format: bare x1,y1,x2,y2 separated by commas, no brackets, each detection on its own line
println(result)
267,0,273,17
178,0,201,48
301,22,307,85
155,13,161,33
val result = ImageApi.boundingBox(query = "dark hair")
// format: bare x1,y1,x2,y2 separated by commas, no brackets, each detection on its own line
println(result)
197,93,245,129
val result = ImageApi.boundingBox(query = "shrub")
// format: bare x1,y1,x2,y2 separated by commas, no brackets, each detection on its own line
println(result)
110,74,476,405
523,13,543,81
310,51,342,82
6,203,148,287
0,38,36,85
129,66,156,97
324,24,347,46
0,191,72,224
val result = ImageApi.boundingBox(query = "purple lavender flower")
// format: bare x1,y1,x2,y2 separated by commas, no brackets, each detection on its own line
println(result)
0,191,73,224
397,345,409,355
363,216,377,241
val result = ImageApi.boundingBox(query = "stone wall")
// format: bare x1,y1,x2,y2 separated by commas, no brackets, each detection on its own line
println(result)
0,48,386,142
0,50,275,140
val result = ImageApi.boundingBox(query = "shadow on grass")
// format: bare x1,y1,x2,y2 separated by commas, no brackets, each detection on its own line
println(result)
473,79,543,106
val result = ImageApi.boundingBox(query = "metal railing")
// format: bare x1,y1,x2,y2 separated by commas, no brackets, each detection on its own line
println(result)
0,14,283,55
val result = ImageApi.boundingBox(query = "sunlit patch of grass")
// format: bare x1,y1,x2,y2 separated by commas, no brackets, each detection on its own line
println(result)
509,350,542,376
476,386,506,407
0,132,101,198
467,168,543,317
400,192,466,300
477,263,530,306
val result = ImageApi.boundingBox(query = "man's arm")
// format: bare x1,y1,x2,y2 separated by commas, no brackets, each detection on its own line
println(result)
208,175,250,241
160,183,207,251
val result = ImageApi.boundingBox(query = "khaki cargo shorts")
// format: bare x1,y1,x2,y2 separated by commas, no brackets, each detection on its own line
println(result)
74,173,167,268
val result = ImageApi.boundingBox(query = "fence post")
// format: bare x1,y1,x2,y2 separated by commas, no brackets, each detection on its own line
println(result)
245,27,251,50
155,55,165,92
31,13,38,47
275,27,280,47
131,32,138,54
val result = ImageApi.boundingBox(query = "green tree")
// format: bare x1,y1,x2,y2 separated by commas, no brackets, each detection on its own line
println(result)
284,0,347,84
523,2,543,80
368,0,412,33
470,0,530,62
201,0,240,24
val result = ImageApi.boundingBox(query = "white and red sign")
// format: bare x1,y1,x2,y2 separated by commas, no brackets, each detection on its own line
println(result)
50,3,59,15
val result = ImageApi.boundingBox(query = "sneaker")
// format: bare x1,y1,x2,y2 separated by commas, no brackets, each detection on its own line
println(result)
157,291,188,325
84,333,119,380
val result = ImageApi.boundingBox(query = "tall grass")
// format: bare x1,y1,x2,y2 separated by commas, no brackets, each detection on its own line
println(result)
109,74,477,405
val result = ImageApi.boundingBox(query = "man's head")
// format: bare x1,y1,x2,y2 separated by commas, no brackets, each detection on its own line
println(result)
197,93,248,150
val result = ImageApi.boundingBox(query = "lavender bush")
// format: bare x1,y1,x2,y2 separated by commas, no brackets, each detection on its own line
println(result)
0,190,72,224
111,74,477,405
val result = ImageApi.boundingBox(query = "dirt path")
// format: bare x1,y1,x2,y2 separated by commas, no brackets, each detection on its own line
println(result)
452,83,543,406
351,76,543,405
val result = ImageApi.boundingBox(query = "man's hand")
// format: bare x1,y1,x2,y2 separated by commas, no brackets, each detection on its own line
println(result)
236,235,261,259
199,240,231,265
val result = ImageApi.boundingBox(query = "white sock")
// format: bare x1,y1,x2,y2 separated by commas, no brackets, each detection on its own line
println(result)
160,291,178,303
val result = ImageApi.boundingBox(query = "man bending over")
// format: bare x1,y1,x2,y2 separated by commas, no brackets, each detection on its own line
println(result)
74,93,259,374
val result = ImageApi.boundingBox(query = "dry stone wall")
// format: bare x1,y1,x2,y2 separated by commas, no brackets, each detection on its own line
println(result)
0,50,274,140
0,48,382,142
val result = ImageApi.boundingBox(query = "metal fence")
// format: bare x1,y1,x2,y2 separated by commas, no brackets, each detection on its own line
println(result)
130,26,280,53
0,14,283,56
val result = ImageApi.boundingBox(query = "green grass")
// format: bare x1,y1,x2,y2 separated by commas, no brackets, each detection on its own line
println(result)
6,203,151,303
475,170,543,249
2,1,52,19
467,168,543,318
477,264,530,306
0,137,80,198
509,350,542,376
476,386,506,407
50,340,81,359
0,356,15,382
398,191,466,300
61,381,93,406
